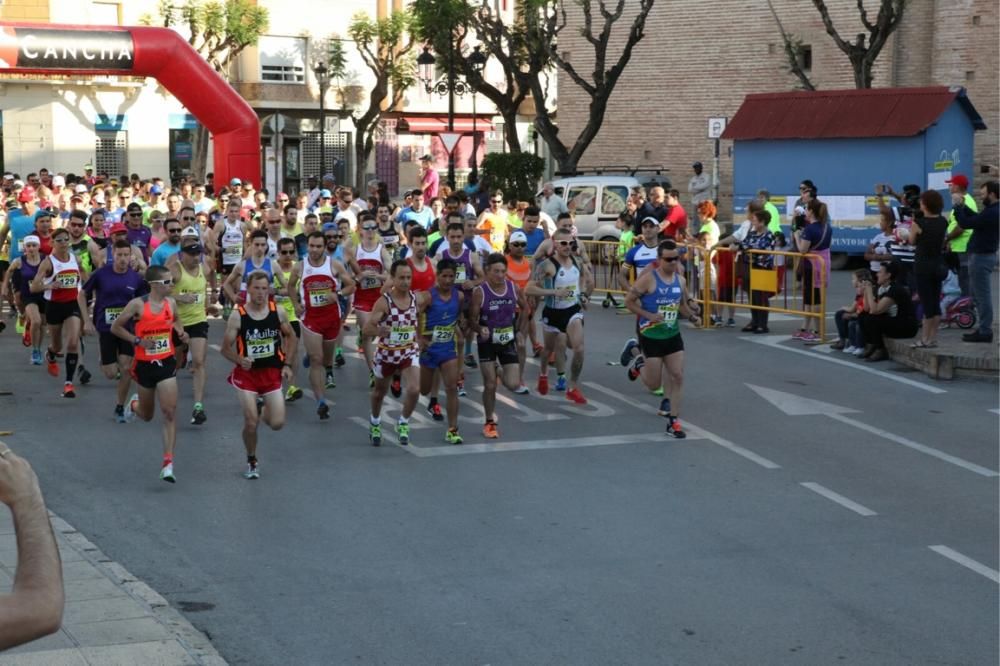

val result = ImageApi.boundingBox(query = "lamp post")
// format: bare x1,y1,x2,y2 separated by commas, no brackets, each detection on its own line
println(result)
468,45,487,183
313,62,329,181
417,44,487,190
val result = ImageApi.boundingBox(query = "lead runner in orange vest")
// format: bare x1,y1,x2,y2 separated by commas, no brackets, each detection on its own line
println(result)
110,265,190,484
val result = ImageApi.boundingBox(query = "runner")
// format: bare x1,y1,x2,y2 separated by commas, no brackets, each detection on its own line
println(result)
505,230,534,393
322,222,348,376
345,213,392,382
94,223,146,272
110,265,190,482
288,231,356,420
468,252,527,439
617,217,661,291
220,270,298,480
222,230,273,307
216,197,249,316
1,235,46,363
621,240,702,438
397,225,437,400
271,237,304,401
29,227,87,397
362,260,424,446
435,221,485,391
527,228,594,403
81,240,148,422
375,203,405,259
169,229,216,425
418,258,464,443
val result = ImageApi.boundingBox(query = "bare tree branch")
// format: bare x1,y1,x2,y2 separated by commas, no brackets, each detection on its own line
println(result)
766,0,817,90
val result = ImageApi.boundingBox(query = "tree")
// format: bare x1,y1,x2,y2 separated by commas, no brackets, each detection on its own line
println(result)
142,0,268,182
767,0,816,91
344,12,417,191
770,0,907,90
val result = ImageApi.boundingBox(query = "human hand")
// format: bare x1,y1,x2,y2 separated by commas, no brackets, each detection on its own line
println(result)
281,365,294,382
0,446,42,509
83,321,96,336
951,192,963,206
238,356,253,370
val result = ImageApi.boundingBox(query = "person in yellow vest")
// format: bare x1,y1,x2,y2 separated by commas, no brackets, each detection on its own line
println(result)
477,190,509,251
943,173,978,296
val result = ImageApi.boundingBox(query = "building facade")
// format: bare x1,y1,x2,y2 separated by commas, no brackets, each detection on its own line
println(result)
556,0,999,214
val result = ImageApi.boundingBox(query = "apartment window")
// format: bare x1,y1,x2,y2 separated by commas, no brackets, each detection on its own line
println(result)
91,1,120,24
797,45,813,71
259,35,306,83
95,130,128,177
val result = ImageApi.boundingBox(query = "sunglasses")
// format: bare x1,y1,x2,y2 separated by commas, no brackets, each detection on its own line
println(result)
182,245,202,253
149,279,174,285
129,212,142,217
556,240,572,246
661,255,679,262
181,216,195,221
279,249,297,255
361,225,377,231
69,222,85,228
325,234,343,239
491,200,502,204
166,228,182,233
509,242,526,248
53,236,70,243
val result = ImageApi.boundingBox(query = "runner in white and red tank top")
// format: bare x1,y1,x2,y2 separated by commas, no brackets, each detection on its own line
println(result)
345,213,392,377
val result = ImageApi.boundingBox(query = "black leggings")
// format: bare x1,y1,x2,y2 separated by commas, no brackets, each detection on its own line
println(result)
859,313,918,349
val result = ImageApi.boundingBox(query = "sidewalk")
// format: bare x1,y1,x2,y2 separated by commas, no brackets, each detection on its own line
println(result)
0,507,226,665
885,322,999,380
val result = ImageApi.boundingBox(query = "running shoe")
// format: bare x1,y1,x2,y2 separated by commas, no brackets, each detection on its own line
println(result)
427,402,443,421
792,328,807,340
191,407,207,425
619,338,638,367
114,405,126,424
627,356,644,381
46,352,59,377
390,376,402,398
445,429,463,445
243,463,260,480
124,393,138,422
801,331,820,343
725,318,736,327
651,387,664,397
842,346,857,355
78,366,92,385
710,315,724,328
30,349,43,365
334,351,346,368
464,353,478,368
666,415,687,439
532,342,544,357
20,319,31,346
325,372,336,389
482,420,499,439
317,401,330,420
514,384,530,395
396,422,410,446
285,385,304,401
554,375,567,392
566,387,587,404
457,380,467,397
160,462,176,483
15,314,25,335
537,374,549,395
657,397,672,417
62,381,76,398
370,423,382,447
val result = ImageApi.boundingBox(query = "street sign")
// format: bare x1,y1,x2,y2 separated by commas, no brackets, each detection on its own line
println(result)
708,117,727,139
438,132,463,155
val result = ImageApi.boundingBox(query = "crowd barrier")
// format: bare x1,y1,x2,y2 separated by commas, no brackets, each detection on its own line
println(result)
579,240,828,342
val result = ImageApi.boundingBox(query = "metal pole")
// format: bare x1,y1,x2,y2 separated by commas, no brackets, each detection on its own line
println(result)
712,137,720,204
447,40,456,189
319,80,326,181
471,89,478,183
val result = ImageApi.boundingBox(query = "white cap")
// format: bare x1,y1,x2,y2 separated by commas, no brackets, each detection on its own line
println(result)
52,175,65,187
13,179,24,188
75,184,88,194
181,227,200,238
509,230,527,244
2,173,12,181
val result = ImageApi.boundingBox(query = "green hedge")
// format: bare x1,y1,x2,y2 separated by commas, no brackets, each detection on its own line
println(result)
480,152,546,202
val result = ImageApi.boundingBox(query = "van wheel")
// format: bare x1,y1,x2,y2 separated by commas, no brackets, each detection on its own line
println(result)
829,253,849,271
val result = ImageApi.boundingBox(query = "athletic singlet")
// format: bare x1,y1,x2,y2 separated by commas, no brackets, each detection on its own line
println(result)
477,279,517,345
236,301,285,370
274,268,298,323
544,256,581,310
377,223,400,249
328,244,345,264
625,242,658,275
266,236,280,261
300,256,340,317
377,291,418,351
638,271,683,340
354,242,385,303
442,246,474,289
220,221,245,266
134,298,175,362
43,253,81,303
17,256,42,298
175,262,208,327
422,286,460,347
506,255,532,290
407,257,436,293
69,239,93,273
238,257,274,298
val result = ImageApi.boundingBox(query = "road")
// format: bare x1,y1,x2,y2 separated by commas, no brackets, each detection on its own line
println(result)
0,286,996,665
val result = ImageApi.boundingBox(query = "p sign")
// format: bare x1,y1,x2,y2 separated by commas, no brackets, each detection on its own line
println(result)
708,117,727,139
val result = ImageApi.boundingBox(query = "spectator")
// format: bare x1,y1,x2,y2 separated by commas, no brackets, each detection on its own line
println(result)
688,161,711,207
738,209,776,333
944,173,978,295
909,190,949,348
0,445,65,650
859,261,919,362
712,201,762,327
696,200,719,248
792,199,832,343
634,186,669,236
756,189,782,234
538,181,568,221
831,268,870,355
419,155,439,204
864,209,895,278
953,179,999,343
661,189,688,240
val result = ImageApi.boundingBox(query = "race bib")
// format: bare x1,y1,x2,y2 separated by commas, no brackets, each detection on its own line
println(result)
658,304,679,324
308,287,332,307
56,272,79,289
431,324,455,344
104,307,123,324
388,325,415,346
248,339,276,360
182,291,203,305
454,265,467,284
360,275,380,290
492,326,514,345
223,244,242,262
147,333,171,354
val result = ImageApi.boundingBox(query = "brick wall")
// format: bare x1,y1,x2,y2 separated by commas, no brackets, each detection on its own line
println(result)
556,0,999,215
0,0,51,21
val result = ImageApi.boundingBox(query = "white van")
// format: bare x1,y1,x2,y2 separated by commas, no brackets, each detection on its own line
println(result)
539,172,671,241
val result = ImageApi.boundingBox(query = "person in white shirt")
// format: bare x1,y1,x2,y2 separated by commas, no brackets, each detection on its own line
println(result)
538,182,568,221
688,162,711,206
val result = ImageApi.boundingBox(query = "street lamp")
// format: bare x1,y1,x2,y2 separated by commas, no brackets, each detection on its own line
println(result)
313,62,329,181
468,45,488,183
416,44,484,189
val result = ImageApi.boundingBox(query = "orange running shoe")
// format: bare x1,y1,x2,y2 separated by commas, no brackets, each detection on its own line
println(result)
483,420,499,439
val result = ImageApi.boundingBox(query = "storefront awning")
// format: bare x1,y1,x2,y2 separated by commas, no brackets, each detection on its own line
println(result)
398,116,495,133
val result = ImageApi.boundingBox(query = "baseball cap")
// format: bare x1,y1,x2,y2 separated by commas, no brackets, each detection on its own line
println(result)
52,175,65,187
74,184,88,194
692,161,703,169
109,223,128,235
181,227,200,238
509,230,528,244
945,173,969,189
318,206,334,215
230,178,242,187
17,186,36,203
126,202,143,213
322,173,335,183
321,222,338,232
419,154,432,162
150,184,164,195
2,173,12,181
320,189,332,198
640,216,659,226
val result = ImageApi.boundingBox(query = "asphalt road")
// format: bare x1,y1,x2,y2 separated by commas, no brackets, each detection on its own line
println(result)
0,284,996,666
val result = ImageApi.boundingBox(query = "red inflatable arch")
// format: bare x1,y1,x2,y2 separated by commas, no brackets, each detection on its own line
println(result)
0,22,259,185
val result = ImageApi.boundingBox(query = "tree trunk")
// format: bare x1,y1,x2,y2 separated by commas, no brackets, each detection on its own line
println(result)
501,110,522,154
190,125,210,184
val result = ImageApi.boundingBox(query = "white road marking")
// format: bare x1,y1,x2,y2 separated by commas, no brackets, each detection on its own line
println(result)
928,545,1000,584
990,408,1000,416
406,432,680,457
826,413,999,478
741,335,947,394
583,381,781,469
492,391,570,422
800,482,878,516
